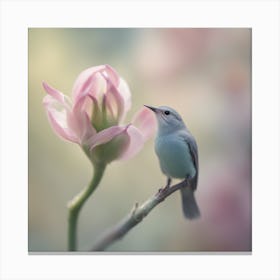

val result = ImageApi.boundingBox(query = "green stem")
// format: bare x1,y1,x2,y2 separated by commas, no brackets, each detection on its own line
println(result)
67,162,106,251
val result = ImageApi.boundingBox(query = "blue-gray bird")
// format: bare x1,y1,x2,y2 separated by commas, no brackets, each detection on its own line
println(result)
145,105,200,219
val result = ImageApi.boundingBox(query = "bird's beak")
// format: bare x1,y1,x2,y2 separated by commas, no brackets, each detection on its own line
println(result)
144,105,158,113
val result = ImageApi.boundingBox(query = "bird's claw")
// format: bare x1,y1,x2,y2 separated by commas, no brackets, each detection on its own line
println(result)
158,185,170,194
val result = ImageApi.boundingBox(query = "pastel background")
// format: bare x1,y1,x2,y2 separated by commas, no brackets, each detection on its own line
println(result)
28,28,251,252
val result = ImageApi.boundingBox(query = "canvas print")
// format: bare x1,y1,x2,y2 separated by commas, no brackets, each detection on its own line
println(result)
28,28,251,252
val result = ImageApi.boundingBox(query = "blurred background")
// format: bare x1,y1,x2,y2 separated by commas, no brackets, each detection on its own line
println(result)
28,28,251,252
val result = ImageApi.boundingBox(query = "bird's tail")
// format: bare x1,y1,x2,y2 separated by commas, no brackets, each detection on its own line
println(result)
180,187,200,219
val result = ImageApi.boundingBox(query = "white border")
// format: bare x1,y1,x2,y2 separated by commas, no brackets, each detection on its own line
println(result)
1,1,279,280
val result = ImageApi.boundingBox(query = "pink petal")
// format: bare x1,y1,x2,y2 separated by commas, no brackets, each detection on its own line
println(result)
105,82,125,122
102,94,114,118
118,78,131,116
104,64,119,87
100,66,128,121
72,65,106,102
132,107,157,141
117,125,145,160
68,96,96,144
75,73,97,99
43,96,78,143
47,112,78,143
71,65,129,123
42,81,66,104
89,125,129,150
67,110,96,145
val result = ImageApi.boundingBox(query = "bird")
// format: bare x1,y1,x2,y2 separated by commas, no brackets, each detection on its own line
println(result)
144,105,200,219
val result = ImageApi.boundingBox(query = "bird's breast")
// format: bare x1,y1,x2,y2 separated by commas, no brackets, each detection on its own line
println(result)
155,135,196,179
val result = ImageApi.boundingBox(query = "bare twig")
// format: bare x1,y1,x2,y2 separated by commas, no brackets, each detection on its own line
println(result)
91,179,189,251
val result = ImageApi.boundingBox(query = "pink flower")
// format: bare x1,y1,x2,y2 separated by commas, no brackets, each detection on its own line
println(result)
43,65,156,164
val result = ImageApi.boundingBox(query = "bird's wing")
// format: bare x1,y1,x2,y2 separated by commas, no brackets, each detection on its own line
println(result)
179,130,199,191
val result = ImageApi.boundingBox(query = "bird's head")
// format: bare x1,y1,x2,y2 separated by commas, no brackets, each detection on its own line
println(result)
144,105,186,135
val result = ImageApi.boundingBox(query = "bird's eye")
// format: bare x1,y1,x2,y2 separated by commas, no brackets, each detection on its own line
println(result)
164,110,170,115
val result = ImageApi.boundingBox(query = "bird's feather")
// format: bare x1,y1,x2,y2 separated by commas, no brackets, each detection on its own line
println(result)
178,130,199,191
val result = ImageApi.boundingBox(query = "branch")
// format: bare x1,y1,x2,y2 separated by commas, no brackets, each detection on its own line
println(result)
91,179,189,251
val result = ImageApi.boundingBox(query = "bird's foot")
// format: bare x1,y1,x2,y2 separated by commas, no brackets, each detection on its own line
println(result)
158,187,167,193
158,186,169,194
158,178,172,194
182,175,192,188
